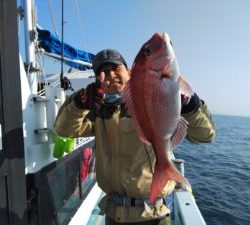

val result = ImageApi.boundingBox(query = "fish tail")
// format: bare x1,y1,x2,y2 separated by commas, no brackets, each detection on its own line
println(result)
150,162,187,204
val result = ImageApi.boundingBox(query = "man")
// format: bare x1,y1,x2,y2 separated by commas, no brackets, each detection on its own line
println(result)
54,49,216,225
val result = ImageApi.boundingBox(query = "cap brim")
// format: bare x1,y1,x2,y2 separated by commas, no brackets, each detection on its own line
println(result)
100,60,123,66
94,60,123,76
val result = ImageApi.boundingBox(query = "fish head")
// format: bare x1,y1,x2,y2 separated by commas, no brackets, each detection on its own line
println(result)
131,32,179,80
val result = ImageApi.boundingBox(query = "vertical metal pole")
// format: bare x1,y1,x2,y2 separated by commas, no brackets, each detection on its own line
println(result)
45,86,57,143
0,0,28,224
24,0,37,94
24,0,34,64
60,0,64,88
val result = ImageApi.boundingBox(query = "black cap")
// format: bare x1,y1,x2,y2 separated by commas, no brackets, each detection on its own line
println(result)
92,49,127,76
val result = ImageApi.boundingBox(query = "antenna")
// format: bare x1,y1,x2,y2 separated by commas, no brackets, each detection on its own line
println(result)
60,0,64,88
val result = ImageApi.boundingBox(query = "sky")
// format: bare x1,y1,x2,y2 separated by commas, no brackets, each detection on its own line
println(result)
18,0,250,117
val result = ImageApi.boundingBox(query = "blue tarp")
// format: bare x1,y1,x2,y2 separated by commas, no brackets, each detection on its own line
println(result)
37,28,95,71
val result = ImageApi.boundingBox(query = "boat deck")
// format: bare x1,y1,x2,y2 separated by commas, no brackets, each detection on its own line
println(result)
86,203,105,225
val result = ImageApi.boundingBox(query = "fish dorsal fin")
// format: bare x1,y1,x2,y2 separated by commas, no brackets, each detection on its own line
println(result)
178,76,193,98
122,83,151,145
170,117,188,150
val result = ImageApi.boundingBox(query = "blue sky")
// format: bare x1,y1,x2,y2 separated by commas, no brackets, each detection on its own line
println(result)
19,0,250,117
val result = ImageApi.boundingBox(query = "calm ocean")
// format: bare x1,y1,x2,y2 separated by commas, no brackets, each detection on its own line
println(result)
174,114,250,225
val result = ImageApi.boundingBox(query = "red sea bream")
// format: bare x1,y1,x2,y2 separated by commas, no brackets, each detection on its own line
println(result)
123,32,193,203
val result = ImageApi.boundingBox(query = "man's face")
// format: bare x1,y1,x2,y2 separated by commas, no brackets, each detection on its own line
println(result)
97,63,131,94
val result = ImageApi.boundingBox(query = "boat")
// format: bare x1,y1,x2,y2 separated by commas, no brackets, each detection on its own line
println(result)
0,1,206,225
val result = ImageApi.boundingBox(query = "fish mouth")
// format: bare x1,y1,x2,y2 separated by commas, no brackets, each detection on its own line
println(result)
162,32,168,41
162,32,174,49
154,32,168,41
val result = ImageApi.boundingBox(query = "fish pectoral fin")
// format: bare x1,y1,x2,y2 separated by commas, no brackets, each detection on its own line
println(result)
178,76,193,97
170,117,188,150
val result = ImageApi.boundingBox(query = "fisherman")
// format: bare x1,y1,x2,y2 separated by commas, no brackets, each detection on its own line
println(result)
54,49,216,225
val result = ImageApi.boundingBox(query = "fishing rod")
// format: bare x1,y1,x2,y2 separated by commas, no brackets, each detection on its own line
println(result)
60,0,73,91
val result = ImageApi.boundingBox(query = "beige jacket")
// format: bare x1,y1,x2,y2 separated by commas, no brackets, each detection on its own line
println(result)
54,92,216,222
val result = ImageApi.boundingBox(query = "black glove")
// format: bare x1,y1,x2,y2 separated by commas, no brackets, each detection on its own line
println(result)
74,81,105,110
181,92,202,114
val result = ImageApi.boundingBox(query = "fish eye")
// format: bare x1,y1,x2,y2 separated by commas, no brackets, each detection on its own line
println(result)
143,45,151,56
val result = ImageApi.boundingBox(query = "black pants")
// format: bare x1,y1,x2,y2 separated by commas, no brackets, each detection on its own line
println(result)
105,216,171,225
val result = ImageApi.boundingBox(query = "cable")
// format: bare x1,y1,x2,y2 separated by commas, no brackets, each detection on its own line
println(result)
59,0,73,91
75,0,86,49
75,0,91,63
60,0,64,88
47,0,60,39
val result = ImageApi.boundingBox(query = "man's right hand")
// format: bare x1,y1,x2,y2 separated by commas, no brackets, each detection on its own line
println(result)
74,81,105,110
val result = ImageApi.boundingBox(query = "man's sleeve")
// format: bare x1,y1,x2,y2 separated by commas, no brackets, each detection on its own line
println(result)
182,103,216,143
54,91,94,138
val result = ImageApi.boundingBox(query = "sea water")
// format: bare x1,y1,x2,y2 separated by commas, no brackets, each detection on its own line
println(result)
174,114,250,225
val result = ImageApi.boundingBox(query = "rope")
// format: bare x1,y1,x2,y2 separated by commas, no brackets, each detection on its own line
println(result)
60,0,65,89
35,47,48,85
75,0,91,63
47,0,60,39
